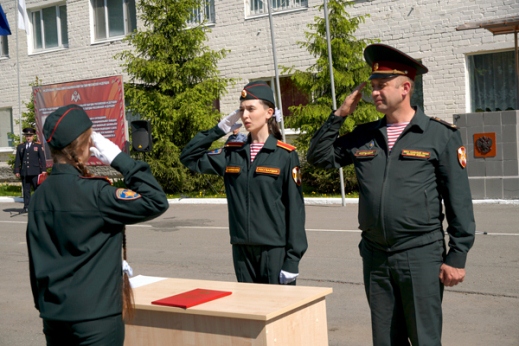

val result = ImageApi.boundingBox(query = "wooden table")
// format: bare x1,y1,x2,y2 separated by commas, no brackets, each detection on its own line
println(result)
125,277,333,345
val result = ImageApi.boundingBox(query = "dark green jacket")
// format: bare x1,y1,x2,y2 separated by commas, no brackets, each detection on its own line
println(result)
180,125,307,273
27,153,169,321
307,108,475,268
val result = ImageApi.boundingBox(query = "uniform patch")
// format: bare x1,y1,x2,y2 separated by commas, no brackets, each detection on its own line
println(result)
256,166,280,176
116,188,141,200
207,148,223,156
354,150,377,157
225,141,245,148
458,146,467,168
34,147,38,151
431,117,458,129
292,166,302,186
401,149,430,159
276,141,296,152
225,166,241,174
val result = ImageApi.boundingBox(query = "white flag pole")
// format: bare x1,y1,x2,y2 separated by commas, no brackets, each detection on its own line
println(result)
323,0,346,206
266,0,285,142
15,0,22,139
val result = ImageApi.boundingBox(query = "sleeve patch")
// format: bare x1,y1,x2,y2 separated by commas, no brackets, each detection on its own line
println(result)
207,148,223,156
457,146,467,168
292,166,302,186
116,188,141,200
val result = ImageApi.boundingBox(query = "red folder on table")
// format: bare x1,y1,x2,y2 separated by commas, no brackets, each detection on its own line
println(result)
151,288,232,309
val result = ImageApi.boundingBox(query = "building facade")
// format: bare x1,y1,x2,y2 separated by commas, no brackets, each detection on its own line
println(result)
0,0,517,160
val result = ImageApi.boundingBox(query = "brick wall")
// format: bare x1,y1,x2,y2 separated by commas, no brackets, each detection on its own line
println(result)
1,0,518,128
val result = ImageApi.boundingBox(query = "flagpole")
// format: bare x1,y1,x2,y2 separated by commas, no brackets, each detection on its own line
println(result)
266,0,285,142
15,0,22,139
323,0,346,206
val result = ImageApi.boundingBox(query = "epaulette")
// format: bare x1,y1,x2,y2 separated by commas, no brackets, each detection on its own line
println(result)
225,141,245,148
431,117,458,129
80,175,112,184
277,141,296,152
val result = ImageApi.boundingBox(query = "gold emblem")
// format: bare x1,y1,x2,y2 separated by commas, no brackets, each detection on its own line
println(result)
373,63,379,71
241,90,247,98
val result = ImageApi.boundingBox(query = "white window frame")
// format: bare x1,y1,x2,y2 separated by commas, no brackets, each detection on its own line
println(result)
0,107,13,148
0,35,8,58
245,0,307,18
28,3,68,54
187,0,216,27
91,0,137,43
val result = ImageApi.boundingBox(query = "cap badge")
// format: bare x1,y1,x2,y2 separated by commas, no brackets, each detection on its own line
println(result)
241,90,247,98
373,63,379,71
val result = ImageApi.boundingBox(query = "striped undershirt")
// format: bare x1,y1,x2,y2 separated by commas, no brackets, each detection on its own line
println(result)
250,143,264,162
386,122,409,152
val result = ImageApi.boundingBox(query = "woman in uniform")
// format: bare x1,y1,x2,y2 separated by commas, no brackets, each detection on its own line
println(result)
26,104,169,346
181,81,307,285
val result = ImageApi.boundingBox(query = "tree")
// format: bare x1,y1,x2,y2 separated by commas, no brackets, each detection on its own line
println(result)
282,0,380,194
116,0,232,194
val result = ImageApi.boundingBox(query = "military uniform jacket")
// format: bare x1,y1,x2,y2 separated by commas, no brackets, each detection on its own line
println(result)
26,153,169,321
14,141,45,176
180,125,307,274
307,108,475,268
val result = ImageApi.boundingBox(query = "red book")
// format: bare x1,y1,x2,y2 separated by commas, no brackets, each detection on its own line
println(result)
151,288,232,309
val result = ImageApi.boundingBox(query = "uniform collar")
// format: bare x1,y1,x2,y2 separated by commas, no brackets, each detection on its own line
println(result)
51,163,81,175
378,106,428,133
262,135,279,151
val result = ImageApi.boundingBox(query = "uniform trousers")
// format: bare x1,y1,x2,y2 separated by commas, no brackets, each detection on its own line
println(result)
22,175,39,209
42,313,124,346
232,244,296,285
360,238,445,346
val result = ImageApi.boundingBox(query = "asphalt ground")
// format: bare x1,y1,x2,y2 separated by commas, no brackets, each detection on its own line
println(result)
0,201,518,346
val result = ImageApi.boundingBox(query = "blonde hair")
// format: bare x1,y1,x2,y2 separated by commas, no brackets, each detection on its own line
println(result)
49,128,93,177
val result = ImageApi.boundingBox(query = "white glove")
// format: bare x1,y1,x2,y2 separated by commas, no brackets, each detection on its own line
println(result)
122,260,133,277
90,132,121,165
279,270,299,284
218,109,242,133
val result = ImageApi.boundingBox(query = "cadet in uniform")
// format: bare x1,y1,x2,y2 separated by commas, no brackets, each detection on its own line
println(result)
307,44,476,345
14,127,46,212
181,81,308,285
26,104,169,346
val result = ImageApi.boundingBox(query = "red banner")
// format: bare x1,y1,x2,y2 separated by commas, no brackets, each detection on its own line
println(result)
33,75,127,167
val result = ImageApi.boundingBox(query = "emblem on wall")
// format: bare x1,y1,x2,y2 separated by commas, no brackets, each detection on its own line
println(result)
473,132,496,158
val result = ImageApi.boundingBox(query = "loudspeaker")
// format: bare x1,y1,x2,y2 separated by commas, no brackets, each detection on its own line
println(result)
131,120,153,152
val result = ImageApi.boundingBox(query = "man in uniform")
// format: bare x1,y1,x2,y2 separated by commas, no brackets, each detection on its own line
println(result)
307,44,475,345
14,128,46,212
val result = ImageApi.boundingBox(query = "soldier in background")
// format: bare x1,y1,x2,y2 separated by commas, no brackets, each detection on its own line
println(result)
14,128,45,212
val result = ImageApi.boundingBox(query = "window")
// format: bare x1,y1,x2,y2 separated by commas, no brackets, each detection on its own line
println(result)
468,50,516,112
187,0,215,26
261,77,309,116
30,5,68,52
0,35,7,57
0,108,13,147
93,0,137,41
410,73,423,111
247,0,307,17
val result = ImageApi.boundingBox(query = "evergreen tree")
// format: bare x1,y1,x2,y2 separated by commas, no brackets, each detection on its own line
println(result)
282,0,380,194
116,0,231,194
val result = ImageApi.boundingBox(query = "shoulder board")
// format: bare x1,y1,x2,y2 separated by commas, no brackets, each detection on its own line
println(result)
277,141,296,152
225,141,245,148
80,175,112,184
431,117,458,129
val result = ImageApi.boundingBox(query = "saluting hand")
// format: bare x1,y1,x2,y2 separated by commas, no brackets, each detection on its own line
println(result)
90,132,122,165
334,82,366,118
439,263,466,287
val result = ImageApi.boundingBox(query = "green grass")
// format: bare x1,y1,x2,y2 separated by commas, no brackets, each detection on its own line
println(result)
0,184,22,197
